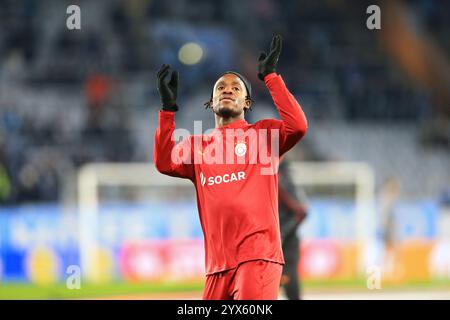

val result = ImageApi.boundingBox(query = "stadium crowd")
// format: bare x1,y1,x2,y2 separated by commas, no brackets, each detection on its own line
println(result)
0,0,448,204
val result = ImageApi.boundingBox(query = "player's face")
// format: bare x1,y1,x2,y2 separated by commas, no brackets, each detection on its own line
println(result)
211,74,250,118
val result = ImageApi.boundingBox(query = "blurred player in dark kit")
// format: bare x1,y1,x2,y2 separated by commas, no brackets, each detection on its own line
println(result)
278,156,308,299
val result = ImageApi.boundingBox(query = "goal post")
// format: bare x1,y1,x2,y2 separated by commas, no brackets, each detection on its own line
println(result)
77,162,375,282
288,162,376,273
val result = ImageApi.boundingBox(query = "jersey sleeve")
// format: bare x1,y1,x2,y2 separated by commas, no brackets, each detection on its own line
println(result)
264,73,308,155
153,110,195,181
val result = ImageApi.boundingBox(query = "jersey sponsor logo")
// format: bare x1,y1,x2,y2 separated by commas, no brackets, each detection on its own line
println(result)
200,172,206,186
199,171,246,187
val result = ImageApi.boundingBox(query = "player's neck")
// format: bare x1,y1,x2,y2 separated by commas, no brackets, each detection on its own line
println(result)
215,114,246,128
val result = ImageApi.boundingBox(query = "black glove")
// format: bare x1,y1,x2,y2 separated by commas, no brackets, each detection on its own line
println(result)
157,64,179,112
257,34,283,81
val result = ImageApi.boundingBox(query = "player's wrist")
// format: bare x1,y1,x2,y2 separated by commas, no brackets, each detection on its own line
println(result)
161,103,179,112
262,72,278,82
258,70,276,81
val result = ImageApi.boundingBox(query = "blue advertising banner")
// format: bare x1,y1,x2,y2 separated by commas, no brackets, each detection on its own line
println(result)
0,200,439,282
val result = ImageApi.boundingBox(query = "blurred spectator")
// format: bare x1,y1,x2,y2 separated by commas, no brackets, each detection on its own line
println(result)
0,140,11,203
378,176,401,279
0,0,448,205
430,187,450,278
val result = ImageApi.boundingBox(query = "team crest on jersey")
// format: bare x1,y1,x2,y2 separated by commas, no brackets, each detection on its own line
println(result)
234,141,247,157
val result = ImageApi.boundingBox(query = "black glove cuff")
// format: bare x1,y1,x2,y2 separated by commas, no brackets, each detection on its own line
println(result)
162,104,179,112
257,73,266,81
258,70,276,81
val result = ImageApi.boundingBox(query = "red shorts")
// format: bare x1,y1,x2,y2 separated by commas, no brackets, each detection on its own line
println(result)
203,260,283,300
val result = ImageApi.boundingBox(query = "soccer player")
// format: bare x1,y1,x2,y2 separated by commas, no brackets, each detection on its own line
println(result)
154,34,308,300
278,156,308,300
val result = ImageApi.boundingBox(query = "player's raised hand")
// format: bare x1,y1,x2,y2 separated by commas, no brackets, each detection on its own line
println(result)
257,34,283,81
157,64,179,112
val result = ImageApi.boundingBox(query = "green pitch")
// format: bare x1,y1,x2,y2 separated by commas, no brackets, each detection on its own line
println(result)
1,278,449,299
0,280,204,300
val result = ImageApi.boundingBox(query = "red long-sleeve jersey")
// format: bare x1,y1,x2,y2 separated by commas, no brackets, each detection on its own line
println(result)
154,73,308,275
